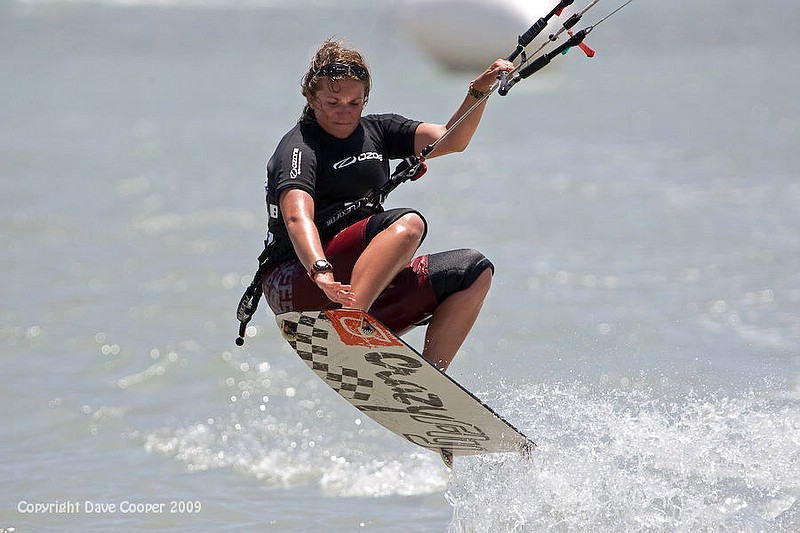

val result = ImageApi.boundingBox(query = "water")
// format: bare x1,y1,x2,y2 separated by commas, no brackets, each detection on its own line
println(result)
1,0,799,531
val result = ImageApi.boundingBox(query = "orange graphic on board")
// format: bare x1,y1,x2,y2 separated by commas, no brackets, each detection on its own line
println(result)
326,309,403,348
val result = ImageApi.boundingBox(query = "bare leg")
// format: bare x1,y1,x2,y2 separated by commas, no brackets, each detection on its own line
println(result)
349,213,426,311
422,268,492,371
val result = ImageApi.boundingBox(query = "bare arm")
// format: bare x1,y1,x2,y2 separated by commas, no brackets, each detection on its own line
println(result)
414,59,514,158
279,188,357,306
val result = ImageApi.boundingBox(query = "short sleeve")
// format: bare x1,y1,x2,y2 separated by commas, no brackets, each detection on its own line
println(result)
268,126,318,199
371,114,422,159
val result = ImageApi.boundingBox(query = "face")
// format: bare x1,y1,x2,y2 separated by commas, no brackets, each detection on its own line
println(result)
309,78,366,139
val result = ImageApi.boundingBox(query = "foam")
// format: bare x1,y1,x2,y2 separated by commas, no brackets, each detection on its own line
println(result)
446,380,799,531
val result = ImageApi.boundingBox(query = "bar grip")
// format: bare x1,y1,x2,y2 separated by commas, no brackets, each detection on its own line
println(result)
517,55,552,81
518,18,548,48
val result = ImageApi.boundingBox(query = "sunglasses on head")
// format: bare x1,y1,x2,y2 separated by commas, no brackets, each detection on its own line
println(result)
314,62,368,80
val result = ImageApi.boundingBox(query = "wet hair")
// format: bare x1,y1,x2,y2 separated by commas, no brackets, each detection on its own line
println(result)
299,39,372,123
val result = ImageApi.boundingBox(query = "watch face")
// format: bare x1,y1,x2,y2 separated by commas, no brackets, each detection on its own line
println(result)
313,260,332,272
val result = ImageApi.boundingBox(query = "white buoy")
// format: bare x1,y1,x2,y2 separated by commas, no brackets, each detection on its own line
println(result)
389,0,566,71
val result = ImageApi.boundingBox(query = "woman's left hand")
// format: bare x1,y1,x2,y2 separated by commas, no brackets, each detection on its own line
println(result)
471,59,515,93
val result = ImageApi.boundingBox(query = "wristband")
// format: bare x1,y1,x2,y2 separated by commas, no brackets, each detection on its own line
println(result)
468,82,488,99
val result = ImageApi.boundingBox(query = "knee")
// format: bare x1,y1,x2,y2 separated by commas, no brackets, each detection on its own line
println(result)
462,251,493,295
428,249,494,302
392,212,427,246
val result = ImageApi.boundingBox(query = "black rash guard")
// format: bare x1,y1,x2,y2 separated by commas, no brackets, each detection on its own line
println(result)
265,113,421,263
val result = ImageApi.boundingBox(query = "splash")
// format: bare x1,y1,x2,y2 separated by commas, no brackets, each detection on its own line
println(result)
446,381,799,532
142,351,449,498
143,413,448,497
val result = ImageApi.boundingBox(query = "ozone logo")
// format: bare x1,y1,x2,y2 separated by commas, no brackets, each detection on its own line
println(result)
333,152,383,170
290,147,302,179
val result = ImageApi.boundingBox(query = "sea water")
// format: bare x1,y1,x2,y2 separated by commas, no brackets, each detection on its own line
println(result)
1,0,798,531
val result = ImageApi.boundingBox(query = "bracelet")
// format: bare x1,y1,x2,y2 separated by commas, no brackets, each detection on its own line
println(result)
467,82,488,99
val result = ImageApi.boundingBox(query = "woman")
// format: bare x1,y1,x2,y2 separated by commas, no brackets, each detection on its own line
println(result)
261,39,512,371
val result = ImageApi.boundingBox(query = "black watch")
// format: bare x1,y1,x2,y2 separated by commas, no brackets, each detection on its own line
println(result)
309,259,333,279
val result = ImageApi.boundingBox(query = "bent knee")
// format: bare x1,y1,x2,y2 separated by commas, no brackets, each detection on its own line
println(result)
427,249,494,303
392,213,427,244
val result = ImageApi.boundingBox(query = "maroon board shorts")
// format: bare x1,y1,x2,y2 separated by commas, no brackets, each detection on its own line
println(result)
262,208,494,335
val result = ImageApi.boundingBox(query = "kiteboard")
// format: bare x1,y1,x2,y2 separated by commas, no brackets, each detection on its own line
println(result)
276,308,534,468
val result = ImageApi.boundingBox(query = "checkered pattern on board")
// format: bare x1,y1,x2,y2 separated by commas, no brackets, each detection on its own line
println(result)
284,312,374,402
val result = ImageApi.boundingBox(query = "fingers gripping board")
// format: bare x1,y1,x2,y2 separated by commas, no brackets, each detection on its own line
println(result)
276,309,534,467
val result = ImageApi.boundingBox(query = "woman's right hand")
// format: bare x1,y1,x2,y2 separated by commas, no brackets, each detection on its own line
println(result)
313,272,358,307
279,189,359,308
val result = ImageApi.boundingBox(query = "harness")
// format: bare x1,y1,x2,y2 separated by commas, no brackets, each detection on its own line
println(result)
234,156,426,346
